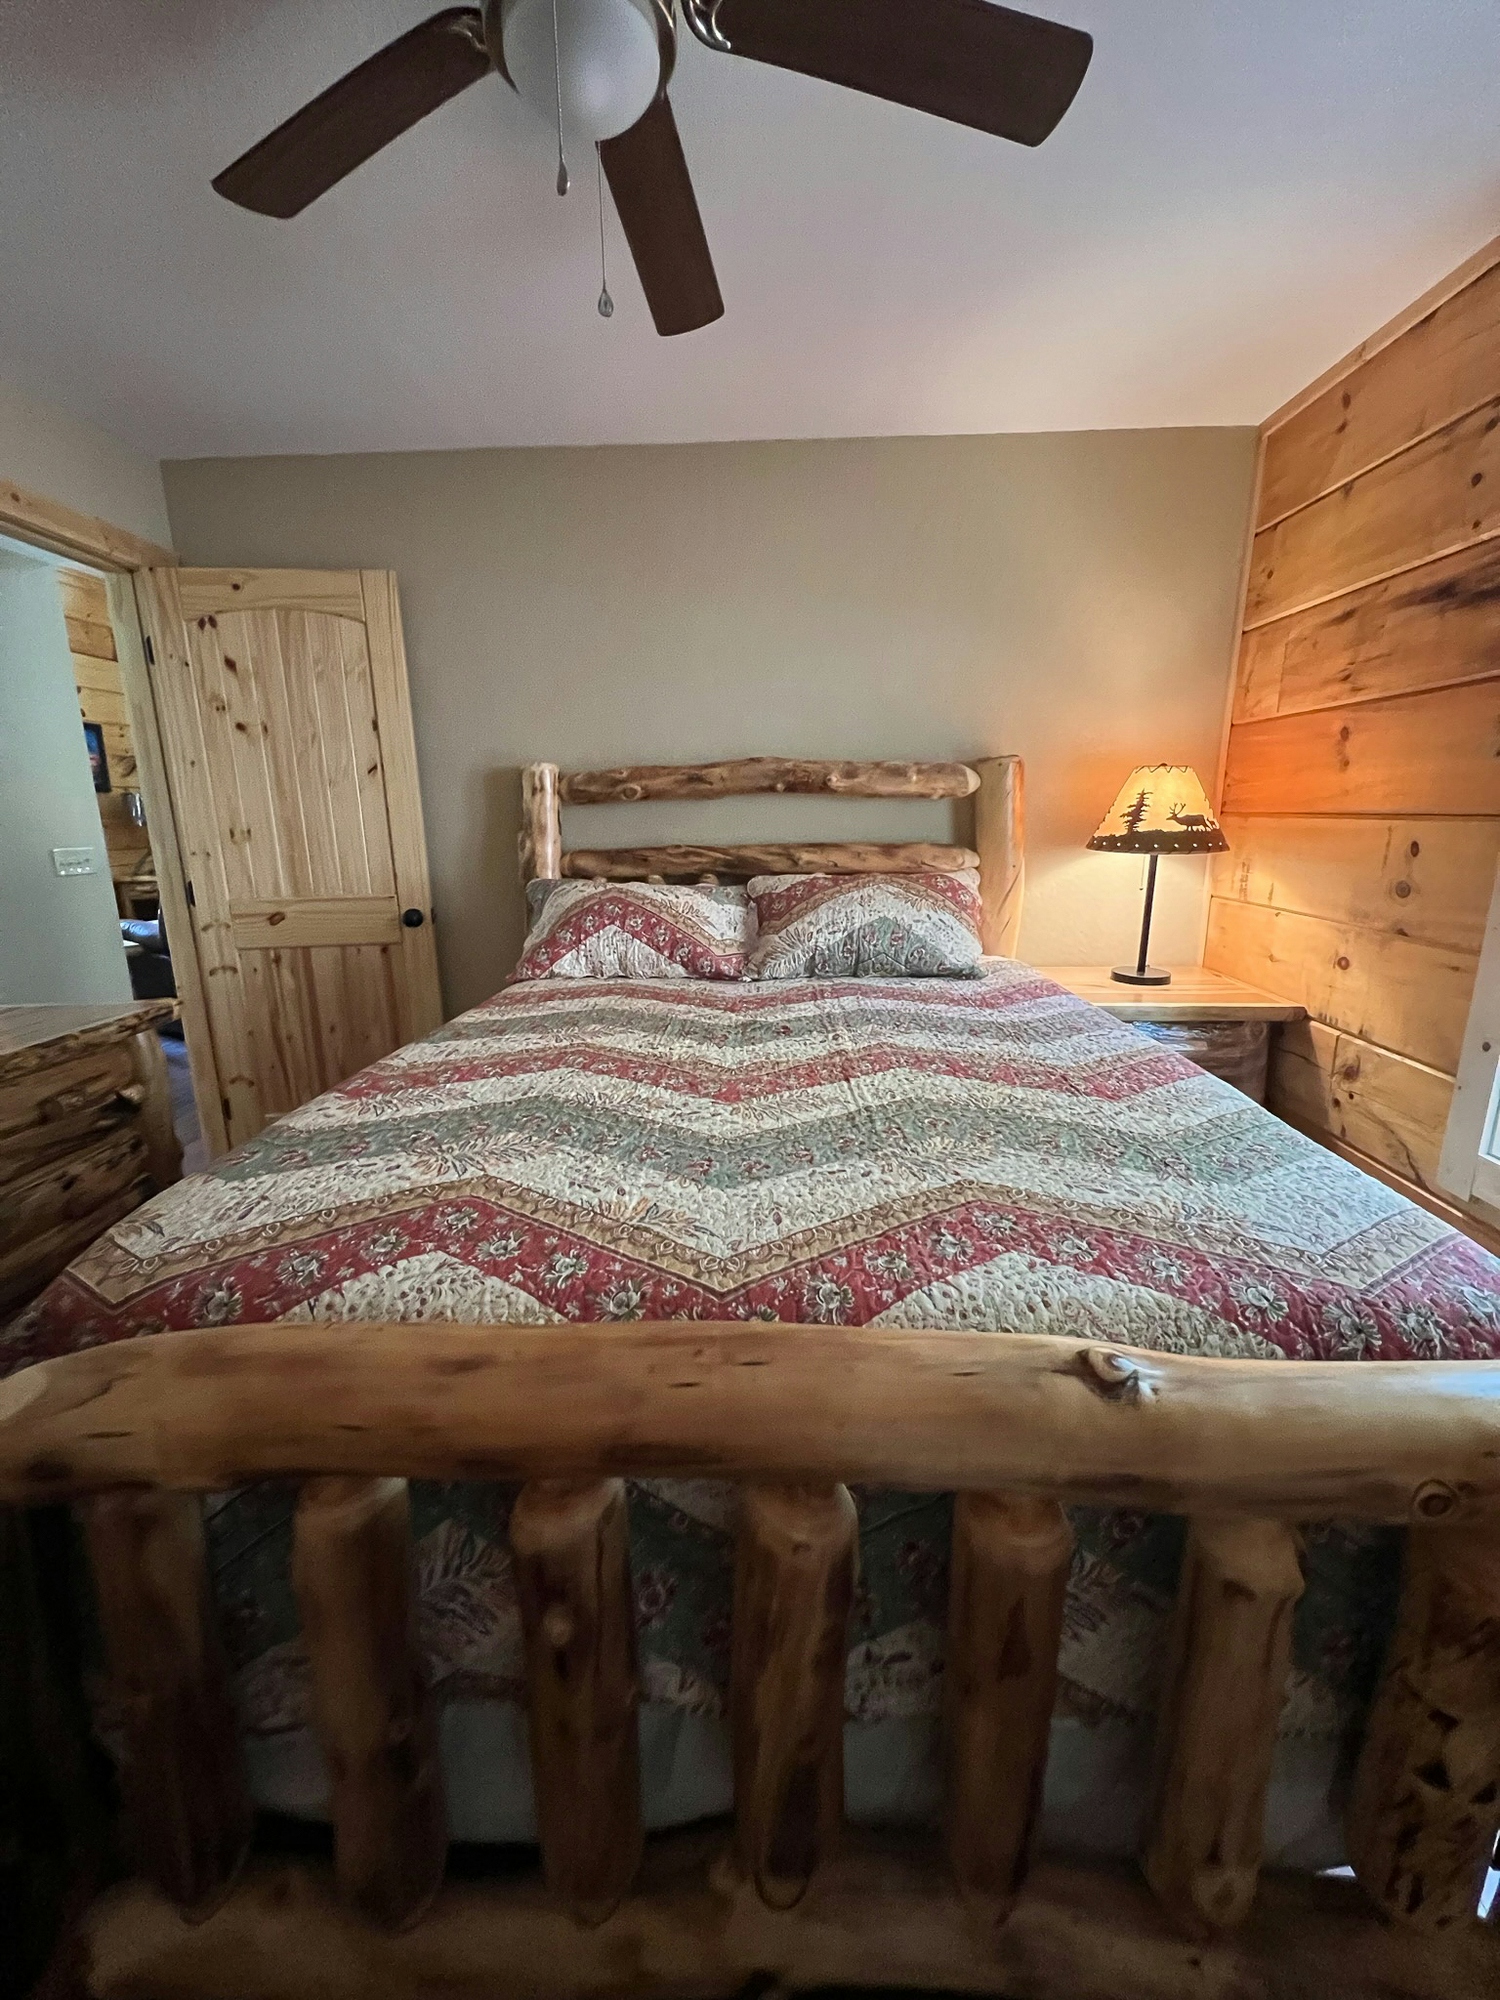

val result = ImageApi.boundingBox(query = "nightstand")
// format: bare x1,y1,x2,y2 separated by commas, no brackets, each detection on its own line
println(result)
1033,966,1306,1103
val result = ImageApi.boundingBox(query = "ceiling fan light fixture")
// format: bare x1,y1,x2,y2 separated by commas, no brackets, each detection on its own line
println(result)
213,0,1088,335
499,0,664,144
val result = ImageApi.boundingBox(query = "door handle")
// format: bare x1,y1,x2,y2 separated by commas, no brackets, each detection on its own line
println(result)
401,908,426,928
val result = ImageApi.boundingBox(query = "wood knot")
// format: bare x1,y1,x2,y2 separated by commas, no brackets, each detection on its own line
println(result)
541,1604,575,1649
621,784,643,802
1076,1347,1151,1402
1412,1480,1460,1522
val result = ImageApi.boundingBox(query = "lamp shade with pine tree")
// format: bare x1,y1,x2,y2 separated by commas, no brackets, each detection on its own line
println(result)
1087,765,1228,855
1087,764,1227,984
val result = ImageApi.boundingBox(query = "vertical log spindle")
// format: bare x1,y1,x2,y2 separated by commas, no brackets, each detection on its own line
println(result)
972,755,1025,957
1348,1522,1500,1931
732,1481,858,1910
81,1489,251,1916
519,763,562,883
510,1478,642,1926
1144,1514,1304,1939
945,1492,1073,1926
292,1476,446,1930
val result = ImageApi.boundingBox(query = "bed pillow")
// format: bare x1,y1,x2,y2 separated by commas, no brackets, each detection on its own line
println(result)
516,880,754,980
746,872,984,979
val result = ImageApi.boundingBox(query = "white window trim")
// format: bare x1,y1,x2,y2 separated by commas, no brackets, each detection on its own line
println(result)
1439,856,1500,1224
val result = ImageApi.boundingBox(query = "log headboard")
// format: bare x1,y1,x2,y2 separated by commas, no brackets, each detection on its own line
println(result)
518,755,1025,956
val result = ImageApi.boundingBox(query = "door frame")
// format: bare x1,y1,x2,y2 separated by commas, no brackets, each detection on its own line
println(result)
0,473,231,1154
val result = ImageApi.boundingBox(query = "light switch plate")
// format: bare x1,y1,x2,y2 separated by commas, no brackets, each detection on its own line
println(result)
52,847,96,876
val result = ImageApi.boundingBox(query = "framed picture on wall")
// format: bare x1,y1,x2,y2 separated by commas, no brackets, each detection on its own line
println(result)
83,719,111,792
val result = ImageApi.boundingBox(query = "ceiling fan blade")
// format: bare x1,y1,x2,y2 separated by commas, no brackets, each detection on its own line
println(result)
697,0,1091,146
213,8,493,218
599,95,724,337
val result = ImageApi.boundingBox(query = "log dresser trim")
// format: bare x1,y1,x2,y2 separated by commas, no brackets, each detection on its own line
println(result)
1,1321,1499,1996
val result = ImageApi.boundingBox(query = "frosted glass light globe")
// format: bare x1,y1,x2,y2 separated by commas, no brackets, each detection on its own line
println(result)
501,0,663,146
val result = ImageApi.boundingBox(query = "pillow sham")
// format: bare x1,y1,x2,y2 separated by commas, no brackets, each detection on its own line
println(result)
746,872,984,979
516,880,754,980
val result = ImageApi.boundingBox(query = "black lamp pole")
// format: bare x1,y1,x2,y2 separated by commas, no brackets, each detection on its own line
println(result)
1111,851,1170,985
1135,851,1158,976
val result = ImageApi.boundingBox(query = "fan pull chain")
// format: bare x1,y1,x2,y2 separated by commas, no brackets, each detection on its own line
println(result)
596,147,614,318
551,0,569,194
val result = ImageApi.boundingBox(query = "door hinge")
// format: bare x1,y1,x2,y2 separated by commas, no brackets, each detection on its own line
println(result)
143,634,155,666
185,878,196,907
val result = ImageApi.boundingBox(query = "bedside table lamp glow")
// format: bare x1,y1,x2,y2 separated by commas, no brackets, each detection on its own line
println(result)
1087,765,1228,986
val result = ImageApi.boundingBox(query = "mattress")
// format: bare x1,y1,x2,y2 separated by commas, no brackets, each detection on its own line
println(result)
10,963,1500,1865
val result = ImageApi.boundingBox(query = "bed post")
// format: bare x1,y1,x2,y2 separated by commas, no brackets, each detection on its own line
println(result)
519,762,562,883
1347,1521,1500,1931
80,1490,251,1915
291,1476,446,1930
732,1482,858,1909
973,756,1024,957
945,1492,1073,1924
510,1479,642,1925
1144,1514,1305,1938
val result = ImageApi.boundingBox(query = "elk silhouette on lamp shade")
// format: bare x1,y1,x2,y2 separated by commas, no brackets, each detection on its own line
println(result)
1087,765,1228,986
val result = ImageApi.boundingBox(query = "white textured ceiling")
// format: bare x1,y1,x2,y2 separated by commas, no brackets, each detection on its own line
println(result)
0,0,1497,457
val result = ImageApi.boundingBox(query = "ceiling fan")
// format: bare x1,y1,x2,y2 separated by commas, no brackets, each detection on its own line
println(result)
213,0,1093,338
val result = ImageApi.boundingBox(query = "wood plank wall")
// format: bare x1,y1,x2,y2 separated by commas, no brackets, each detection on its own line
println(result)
61,567,152,896
1207,245,1500,1249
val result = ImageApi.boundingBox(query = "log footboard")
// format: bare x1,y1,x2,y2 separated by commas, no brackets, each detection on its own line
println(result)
79,1489,251,1918
80,1836,1500,2000
1347,1523,1500,1930
291,1475,446,1929
1144,1516,1305,1938
944,1491,1073,1926
511,1478,642,1926
2,1321,1499,1997
731,1481,858,1910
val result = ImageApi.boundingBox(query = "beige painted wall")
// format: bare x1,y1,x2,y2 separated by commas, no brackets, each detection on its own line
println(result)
0,547,133,1005
0,369,173,550
164,429,1256,1015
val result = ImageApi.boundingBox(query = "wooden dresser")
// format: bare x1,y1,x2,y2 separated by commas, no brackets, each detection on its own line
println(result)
0,1002,183,1320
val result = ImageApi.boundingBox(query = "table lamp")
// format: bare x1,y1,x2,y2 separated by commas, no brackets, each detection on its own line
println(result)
1087,764,1228,985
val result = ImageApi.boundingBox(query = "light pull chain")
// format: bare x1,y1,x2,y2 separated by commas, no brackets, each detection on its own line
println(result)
551,0,569,194
596,146,614,317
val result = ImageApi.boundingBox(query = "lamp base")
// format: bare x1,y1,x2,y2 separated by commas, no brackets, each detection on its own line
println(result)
1110,964,1172,986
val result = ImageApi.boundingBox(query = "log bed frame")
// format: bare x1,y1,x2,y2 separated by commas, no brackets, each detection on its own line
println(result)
2,758,1498,2000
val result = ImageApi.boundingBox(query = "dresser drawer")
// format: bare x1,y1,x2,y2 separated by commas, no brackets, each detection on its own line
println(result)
0,1042,143,1187
0,1004,181,1318
0,1129,153,1313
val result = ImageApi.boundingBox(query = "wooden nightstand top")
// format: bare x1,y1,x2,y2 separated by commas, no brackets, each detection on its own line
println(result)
1034,966,1307,1025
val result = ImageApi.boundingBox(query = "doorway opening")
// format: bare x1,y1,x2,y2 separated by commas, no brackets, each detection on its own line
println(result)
0,532,205,1170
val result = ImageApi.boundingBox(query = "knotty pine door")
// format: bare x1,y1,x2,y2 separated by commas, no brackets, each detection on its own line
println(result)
135,569,443,1148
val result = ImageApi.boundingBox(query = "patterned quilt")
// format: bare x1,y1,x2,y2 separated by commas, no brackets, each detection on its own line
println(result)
9,964,1500,1837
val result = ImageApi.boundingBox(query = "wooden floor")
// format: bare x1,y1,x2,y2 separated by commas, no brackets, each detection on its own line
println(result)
80,1829,1500,2000
159,1031,208,1175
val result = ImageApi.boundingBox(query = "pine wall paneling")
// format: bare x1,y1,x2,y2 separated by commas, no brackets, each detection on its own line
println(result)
1207,243,1500,1244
